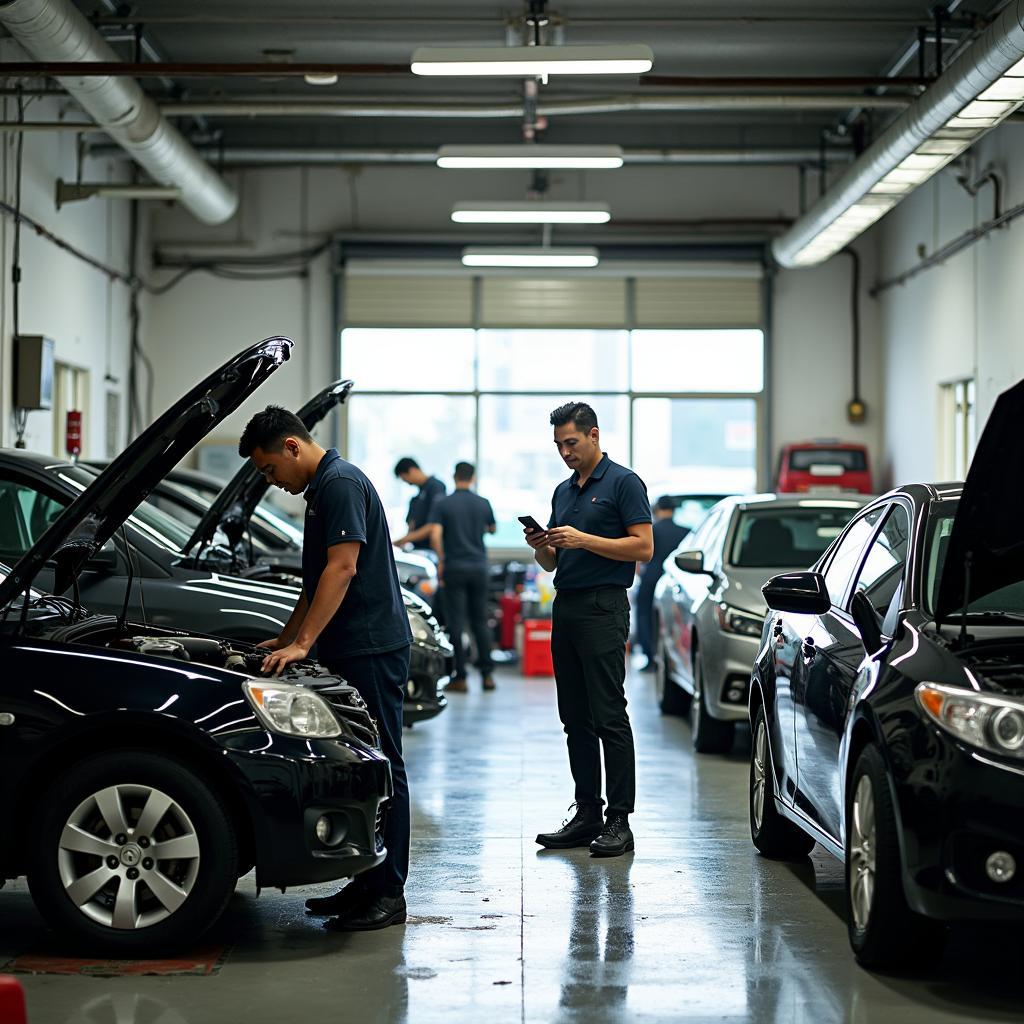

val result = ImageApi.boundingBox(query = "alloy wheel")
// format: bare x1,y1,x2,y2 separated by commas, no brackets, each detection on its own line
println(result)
752,719,767,832
849,774,877,932
57,784,201,930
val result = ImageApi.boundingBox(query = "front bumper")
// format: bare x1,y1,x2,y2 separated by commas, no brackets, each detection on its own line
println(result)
404,640,451,725
223,732,392,889
704,631,760,722
895,723,1024,922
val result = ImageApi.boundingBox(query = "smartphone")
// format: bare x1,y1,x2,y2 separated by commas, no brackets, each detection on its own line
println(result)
518,515,546,534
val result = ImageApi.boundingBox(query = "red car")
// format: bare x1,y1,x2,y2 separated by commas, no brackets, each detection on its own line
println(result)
775,442,872,494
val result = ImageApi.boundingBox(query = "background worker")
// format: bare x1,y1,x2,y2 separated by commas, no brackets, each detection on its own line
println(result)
430,461,497,693
525,402,653,859
239,407,412,932
636,496,689,672
393,457,446,551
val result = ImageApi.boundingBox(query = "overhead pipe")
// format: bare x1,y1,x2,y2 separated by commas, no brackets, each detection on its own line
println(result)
0,0,237,224
157,93,913,120
87,145,854,168
772,0,1024,268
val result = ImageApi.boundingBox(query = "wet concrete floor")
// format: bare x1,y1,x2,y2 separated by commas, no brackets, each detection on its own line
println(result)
3,664,1024,1023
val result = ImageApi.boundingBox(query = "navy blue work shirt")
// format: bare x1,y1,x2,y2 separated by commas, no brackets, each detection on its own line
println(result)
406,474,446,531
430,489,496,571
547,453,652,590
302,449,412,660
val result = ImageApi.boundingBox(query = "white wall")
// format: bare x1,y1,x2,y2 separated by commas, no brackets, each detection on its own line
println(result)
144,161,882,490
876,120,1024,487
0,88,136,456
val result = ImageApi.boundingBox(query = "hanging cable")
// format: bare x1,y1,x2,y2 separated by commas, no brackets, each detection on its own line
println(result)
12,85,27,448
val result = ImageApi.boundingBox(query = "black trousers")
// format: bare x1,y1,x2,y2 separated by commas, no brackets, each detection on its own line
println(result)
324,645,411,897
550,587,635,817
635,575,658,659
443,565,494,677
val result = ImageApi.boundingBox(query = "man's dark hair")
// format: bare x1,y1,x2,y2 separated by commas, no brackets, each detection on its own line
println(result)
394,457,420,477
549,401,598,433
238,406,312,457
454,461,475,482
655,495,677,512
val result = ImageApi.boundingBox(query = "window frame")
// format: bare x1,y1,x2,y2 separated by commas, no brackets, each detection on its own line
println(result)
847,502,913,627
820,505,888,615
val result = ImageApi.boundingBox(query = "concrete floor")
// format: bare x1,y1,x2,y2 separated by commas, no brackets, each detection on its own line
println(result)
4,663,1024,1023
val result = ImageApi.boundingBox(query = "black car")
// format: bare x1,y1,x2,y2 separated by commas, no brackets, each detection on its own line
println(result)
749,378,1024,968
0,338,391,954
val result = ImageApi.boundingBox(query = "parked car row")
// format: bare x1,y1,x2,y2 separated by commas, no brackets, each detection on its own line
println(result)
0,338,448,956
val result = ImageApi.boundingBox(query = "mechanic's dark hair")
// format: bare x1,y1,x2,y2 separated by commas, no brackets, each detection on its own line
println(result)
394,457,419,477
549,401,598,433
238,406,312,457
454,461,475,482
655,495,676,512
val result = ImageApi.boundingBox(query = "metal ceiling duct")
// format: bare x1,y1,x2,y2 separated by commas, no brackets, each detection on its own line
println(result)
0,0,237,224
771,0,1024,268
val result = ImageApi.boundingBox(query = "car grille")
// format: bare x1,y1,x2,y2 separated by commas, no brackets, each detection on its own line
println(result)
312,684,381,749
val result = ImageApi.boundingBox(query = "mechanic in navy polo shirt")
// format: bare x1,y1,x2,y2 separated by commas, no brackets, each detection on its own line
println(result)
525,402,653,858
238,406,413,933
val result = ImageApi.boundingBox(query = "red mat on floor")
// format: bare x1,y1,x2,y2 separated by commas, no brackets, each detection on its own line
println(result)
1,945,228,977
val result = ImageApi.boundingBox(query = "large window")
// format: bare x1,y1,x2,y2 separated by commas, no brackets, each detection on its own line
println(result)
341,327,764,548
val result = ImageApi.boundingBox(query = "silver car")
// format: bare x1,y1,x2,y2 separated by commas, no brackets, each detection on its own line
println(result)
652,493,871,753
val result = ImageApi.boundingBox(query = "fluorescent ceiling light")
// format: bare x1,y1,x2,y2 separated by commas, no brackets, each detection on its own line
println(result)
978,78,1024,100
461,246,600,268
438,145,624,169
411,45,653,77
304,72,338,86
451,201,611,224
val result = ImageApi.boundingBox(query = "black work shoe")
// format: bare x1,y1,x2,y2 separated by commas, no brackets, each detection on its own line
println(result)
536,803,604,849
590,815,634,857
482,675,496,691
305,882,367,917
324,893,407,932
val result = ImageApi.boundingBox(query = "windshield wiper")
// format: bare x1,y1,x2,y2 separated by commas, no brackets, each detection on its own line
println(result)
946,610,1024,624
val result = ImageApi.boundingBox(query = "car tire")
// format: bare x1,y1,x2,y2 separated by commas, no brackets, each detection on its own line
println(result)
28,750,239,956
845,744,946,969
749,706,815,859
690,646,735,754
656,633,691,716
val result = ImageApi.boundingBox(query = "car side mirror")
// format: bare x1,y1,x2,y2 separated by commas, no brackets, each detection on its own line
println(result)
674,550,711,575
850,590,884,655
85,542,118,573
762,571,830,614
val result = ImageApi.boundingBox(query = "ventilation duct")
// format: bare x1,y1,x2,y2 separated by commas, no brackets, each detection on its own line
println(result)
0,0,237,224
772,0,1024,267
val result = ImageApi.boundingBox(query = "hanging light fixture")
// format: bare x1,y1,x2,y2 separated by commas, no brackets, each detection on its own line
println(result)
452,201,611,224
411,44,653,78
461,246,600,268
438,145,624,169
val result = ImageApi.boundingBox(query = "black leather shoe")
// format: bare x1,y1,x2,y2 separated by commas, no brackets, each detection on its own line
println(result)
305,882,367,917
324,892,407,932
590,814,634,857
536,803,604,849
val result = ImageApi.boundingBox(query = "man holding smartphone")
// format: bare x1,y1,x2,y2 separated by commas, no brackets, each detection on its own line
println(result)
524,402,653,857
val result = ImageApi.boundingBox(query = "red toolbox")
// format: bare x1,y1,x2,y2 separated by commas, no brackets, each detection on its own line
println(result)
522,618,554,677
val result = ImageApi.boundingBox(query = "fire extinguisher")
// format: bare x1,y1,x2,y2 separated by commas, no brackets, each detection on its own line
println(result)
66,410,82,461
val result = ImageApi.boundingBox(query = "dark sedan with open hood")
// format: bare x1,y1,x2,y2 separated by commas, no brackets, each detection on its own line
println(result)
749,378,1024,969
0,339,392,954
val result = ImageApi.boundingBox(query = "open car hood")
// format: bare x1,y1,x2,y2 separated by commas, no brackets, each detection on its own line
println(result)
0,337,292,606
935,377,1024,623
182,379,354,556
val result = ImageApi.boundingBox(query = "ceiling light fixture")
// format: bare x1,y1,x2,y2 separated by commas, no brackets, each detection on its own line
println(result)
775,30,1024,268
461,246,600,268
304,72,339,86
452,201,611,224
411,45,653,78
438,145,624,169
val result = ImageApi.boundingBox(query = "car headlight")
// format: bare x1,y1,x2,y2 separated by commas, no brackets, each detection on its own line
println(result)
916,683,1024,758
715,603,764,638
410,610,432,643
243,680,342,738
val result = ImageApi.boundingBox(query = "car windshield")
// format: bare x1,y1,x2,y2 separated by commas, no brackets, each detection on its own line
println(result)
730,504,861,569
789,448,867,472
61,466,193,553
925,504,1024,616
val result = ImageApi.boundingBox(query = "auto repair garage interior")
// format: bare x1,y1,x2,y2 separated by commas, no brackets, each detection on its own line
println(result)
4,0,1024,1021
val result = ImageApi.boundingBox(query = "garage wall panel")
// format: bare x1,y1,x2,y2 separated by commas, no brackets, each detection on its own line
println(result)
635,277,761,328
344,275,474,326
480,278,627,328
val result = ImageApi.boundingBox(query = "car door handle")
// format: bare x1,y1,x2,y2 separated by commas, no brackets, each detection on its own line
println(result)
801,638,816,662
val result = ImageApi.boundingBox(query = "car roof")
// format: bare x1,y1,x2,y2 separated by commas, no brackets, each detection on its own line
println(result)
0,448,78,471
717,492,874,513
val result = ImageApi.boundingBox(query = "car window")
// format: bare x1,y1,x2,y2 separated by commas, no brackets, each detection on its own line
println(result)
0,480,64,559
849,505,910,617
789,448,867,472
686,508,723,555
703,509,733,566
729,505,859,569
822,507,884,607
